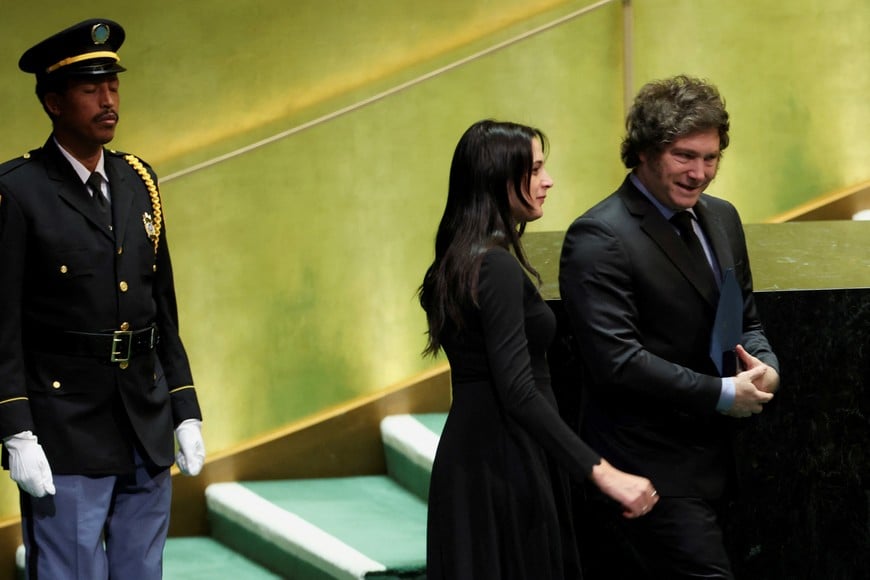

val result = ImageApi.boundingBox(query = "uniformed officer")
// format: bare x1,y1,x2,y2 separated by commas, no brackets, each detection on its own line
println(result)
0,18,205,579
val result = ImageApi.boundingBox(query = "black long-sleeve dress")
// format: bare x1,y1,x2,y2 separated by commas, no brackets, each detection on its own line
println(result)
426,247,601,579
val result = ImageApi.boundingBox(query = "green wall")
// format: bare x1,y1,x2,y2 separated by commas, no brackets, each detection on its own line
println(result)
0,0,867,519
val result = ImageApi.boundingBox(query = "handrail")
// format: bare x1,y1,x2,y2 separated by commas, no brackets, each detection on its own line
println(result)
162,0,625,183
765,179,870,222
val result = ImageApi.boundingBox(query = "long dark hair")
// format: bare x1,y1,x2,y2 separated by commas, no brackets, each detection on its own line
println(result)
419,119,547,357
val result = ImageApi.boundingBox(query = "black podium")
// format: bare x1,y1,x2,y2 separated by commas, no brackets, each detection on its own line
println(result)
526,221,870,580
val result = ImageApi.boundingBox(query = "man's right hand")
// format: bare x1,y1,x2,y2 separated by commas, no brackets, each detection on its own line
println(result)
3,431,55,497
726,366,774,418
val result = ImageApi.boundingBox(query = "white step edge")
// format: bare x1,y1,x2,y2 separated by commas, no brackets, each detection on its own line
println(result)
379,414,440,471
206,482,386,580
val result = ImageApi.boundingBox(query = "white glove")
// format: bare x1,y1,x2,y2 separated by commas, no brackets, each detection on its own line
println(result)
4,431,55,497
174,419,205,476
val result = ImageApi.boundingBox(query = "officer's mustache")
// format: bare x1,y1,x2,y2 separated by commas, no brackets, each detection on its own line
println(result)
95,110,118,123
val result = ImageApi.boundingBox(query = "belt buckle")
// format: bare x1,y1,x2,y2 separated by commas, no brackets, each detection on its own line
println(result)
110,330,133,363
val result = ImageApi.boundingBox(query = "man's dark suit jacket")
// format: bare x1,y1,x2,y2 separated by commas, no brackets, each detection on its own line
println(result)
0,137,202,475
559,175,778,499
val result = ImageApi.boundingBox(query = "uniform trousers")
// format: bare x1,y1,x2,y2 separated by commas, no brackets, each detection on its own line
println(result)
20,446,171,580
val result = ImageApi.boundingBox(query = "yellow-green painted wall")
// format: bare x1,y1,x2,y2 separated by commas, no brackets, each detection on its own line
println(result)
0,0,866,519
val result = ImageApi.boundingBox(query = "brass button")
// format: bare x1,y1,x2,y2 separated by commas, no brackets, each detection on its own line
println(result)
117,247,123,255
108,225,113,231
119,281,128,292
120,322,130,331
119,361,129,370
52,381,61,389
60,265,68,274
153,264,157,272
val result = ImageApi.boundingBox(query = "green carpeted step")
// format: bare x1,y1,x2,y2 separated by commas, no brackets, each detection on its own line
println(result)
206,476,428,579
380,413,446,501
164,536,282,579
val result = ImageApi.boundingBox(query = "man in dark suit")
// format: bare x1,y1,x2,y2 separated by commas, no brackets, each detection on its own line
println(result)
0,18,205,579
558,75,780,579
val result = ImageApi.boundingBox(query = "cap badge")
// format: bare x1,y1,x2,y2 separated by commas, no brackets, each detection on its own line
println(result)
91,23,111,45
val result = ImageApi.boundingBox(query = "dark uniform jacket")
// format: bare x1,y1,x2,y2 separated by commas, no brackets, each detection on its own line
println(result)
0,137,202,475
559,176,779,499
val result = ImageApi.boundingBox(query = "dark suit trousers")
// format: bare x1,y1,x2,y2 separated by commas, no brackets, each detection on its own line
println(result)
579,487,733,580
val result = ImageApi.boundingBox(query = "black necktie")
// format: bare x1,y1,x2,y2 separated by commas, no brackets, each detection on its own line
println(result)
87,172,109,215
670,211,718,290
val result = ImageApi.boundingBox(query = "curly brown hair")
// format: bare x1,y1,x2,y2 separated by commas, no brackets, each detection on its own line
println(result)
621,75,730,168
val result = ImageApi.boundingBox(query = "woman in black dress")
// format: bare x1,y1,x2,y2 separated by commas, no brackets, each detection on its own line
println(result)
420,120,658,579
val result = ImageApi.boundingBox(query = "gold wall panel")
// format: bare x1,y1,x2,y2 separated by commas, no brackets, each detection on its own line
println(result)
0,0,866,520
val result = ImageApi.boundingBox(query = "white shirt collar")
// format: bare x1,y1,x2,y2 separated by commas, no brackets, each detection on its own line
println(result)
53,137,107,185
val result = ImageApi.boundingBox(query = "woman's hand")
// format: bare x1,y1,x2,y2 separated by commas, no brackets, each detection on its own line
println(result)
590,458,659,518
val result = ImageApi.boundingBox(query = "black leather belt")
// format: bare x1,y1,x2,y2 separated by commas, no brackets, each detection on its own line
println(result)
26,326,158,363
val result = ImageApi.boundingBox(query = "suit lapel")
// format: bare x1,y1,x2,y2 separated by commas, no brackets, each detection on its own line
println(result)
106,154,134,247
44,139,114,241
619,178,719,307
